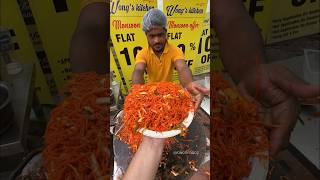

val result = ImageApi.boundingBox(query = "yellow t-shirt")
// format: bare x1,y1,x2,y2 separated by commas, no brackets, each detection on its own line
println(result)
81,0,106,9
135,42,184,82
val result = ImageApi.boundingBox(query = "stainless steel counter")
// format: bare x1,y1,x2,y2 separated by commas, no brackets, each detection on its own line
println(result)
0,63,34,157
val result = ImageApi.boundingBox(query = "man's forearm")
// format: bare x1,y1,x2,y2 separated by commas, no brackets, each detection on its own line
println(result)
70,3,108,74
212,0,266,83
178,66,193,88
70,28,107,74
123,137,164,180
132,69,145,84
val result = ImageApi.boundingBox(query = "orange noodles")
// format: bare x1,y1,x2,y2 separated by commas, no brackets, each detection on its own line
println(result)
118,82,194,152
211,72,269,180
43,72,110,180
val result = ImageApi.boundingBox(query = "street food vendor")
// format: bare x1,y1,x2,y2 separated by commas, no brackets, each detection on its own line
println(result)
131,8,209,110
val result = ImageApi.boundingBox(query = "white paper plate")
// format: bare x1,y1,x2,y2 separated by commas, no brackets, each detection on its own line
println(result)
138,111,194,138
246,152,269,180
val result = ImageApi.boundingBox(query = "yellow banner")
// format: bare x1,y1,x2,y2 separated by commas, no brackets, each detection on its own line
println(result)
243,0,272,42
242,0,319,44
27,0,81,90
211,0,272,71
0,0,53,104
110,48,128,94
194,11,210,75
163,0,208,81
266,0,320,44
210,28,223,71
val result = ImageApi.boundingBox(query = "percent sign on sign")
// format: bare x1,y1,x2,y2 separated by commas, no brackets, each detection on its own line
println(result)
190,43,196,50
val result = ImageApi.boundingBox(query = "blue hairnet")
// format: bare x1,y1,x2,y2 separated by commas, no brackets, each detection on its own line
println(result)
142,9,167,32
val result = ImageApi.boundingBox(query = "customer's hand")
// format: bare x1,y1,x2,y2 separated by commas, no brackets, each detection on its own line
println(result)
123,136,166,180
237,63,320,156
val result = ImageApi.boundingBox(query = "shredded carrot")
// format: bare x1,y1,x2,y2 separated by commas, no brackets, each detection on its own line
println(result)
117,82,194,152
212,72,269,179
43,72,110,180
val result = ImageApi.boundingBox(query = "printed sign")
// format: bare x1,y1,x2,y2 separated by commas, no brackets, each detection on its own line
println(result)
0,0,54,104
163,0,208,81
194,10,211,75
266,0,320,44
27,0,81,90
110,46,128,94
243,0,272,42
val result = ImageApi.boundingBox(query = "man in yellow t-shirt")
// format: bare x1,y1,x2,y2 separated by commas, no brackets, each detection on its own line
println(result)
133,9,185,83
132,9,209,110
134,42,184,83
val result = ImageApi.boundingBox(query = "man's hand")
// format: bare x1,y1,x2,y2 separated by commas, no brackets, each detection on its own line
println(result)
186,82,210,111
174,59,209,110
70,3,108,74
237,63,320,156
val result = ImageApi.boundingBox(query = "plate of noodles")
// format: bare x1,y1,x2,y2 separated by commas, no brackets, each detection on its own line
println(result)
120,82,195,139
212,72,269,180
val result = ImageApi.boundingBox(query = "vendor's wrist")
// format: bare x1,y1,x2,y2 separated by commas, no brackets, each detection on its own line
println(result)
185,82,194,90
